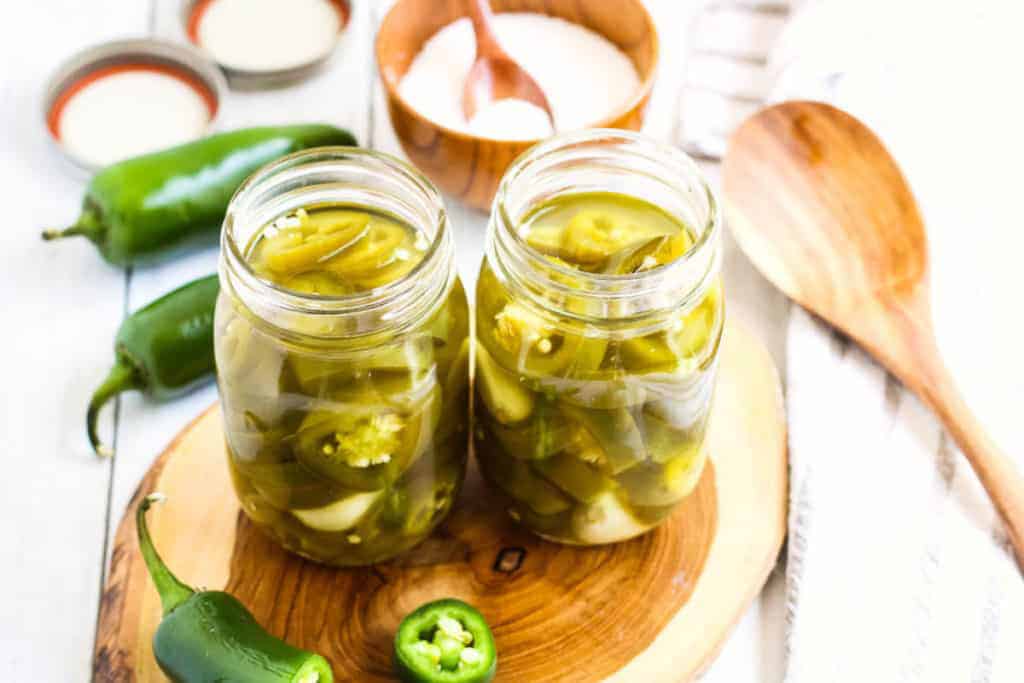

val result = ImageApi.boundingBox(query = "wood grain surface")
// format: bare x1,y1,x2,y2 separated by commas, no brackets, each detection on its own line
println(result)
93,318,786,682
376,0,659,209
723,100,1024,569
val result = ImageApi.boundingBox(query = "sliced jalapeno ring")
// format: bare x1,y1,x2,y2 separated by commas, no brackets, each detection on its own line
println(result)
394,599,497,683
477,438,571,515
615,449,706,508
294,410,404,488
618,334,679,374
475,343,534,425
486,301,608,378
532,452,613,504
380,453,461,537
559,404,646,474
324,222,408,277
259,216,369,274
238,461,344,510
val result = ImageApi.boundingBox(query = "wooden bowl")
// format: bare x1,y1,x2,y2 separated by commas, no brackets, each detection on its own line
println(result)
376,0,659,210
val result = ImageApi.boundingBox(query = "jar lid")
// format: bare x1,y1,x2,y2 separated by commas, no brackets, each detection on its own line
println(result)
183,0,351,89
44,38,226,174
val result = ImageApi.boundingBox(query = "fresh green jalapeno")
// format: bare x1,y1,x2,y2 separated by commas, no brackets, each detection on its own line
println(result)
43,125,357,265
137,494,335,683
88,274,219,457
394,599,497,683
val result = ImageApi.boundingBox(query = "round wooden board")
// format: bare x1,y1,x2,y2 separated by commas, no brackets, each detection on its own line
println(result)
94,319,787,682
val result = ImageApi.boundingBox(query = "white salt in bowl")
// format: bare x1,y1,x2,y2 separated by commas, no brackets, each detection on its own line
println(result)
376,0,659,210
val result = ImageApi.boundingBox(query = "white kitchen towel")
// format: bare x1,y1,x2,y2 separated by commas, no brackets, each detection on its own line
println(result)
785,311,1024,682
676,1,793,160
774,1,1024,681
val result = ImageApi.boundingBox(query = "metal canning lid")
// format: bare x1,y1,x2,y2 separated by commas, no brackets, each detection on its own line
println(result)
182,0,351,89
44,38,227,174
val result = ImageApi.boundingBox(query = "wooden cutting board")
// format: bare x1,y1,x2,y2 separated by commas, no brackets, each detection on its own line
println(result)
93,319,787,682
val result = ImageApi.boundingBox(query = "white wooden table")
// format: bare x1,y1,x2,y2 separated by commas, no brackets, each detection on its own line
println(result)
0,1,790,680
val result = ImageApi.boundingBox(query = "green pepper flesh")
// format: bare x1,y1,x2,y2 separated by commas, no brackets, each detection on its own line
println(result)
394,599,497,683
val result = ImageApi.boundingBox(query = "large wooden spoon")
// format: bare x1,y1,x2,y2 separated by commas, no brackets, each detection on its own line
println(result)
461,0,553,124
723,100,1024,569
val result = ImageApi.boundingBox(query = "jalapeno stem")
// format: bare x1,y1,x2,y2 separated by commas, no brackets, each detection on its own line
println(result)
41,225,84,240
87,359,143,457
41,209,103,243
136,493,195,615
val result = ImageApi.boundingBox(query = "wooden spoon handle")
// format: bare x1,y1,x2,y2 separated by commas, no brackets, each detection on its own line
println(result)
911,351,1024,571
467,0,507,59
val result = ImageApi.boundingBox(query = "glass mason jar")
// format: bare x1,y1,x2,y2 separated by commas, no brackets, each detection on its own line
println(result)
474,130,723,545
215,148,470,566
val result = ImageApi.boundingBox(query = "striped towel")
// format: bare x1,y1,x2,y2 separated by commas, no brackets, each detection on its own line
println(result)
681,1,1024,680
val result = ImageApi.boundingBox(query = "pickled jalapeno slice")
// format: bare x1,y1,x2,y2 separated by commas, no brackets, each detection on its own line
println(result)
533,452,613,504
476,266,606,380
259,212,370,275
615,450,706,508
380,450,462,538
295,409,407,488
559,404,646,475
477,447,571,516
239,461,345,510
294,383,440,489
520,193,685,273
484,396,568,461
475,343,534,425
250,207,426,292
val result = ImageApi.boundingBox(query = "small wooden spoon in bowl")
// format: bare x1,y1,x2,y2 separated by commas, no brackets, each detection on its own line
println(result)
723,100,1024,569
461,0,554,125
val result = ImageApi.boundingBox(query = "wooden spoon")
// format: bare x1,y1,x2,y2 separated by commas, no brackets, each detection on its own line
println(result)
723,100,1024,569
461,0,554,125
